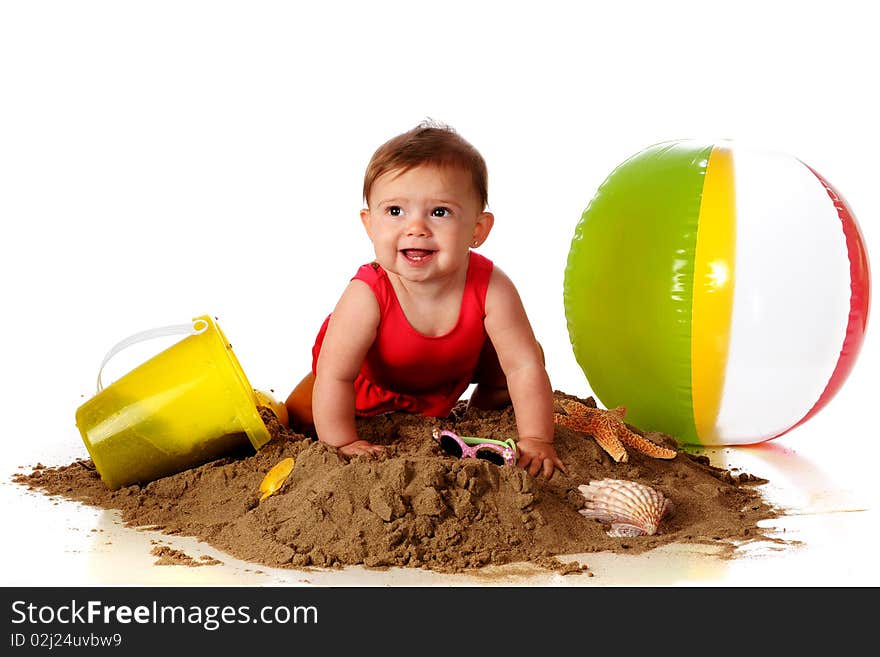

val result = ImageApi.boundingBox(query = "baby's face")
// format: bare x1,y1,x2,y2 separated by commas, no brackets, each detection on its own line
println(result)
360,164,493,284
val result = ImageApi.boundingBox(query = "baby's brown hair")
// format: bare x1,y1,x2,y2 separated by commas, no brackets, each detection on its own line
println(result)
363,120,488,210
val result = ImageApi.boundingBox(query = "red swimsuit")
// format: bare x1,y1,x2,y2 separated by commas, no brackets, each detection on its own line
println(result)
312,251,494,418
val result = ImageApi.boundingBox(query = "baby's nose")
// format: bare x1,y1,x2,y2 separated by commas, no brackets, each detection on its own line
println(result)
404,215,431,236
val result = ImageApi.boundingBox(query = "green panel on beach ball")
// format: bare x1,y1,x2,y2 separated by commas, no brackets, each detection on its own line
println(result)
563,141,713,442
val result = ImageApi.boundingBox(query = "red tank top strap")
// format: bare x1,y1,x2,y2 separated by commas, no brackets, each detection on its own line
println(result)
352,261,394,311
464,251,493,315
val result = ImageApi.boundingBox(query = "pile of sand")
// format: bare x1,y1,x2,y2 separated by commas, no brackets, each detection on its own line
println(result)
14,392,785,575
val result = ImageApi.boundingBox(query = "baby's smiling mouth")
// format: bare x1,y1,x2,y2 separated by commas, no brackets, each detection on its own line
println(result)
400,248,436,262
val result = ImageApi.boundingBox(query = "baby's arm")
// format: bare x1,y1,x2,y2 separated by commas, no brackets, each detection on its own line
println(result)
312,280,384,457
483,267,565,478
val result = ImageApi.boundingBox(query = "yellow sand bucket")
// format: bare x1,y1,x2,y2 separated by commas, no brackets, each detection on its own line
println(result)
75,315,272,489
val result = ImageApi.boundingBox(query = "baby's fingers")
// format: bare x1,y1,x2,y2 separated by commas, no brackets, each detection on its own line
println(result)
339,442,385,458
551,455,566,475
355,444,385,457
518,454,543,478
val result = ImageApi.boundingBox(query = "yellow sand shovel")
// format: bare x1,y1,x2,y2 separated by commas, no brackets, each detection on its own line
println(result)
259,457,295,502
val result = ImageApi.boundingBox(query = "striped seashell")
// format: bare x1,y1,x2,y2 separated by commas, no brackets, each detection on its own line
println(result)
577,479,673,537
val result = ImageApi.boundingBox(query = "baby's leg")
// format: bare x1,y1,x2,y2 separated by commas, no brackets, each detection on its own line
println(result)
285,372,316,433
468,339,545,411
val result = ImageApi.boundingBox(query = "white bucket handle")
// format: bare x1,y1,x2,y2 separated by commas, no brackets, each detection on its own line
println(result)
96,318,211,392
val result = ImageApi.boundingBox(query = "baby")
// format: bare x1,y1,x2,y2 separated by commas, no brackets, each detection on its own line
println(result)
285,121,565,478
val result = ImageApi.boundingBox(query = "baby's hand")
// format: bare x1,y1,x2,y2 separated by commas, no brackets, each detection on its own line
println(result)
337,439,386,458
516,438,566,479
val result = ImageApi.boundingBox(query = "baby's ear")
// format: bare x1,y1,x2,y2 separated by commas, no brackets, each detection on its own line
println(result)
360,208,373,239
473,211,494,246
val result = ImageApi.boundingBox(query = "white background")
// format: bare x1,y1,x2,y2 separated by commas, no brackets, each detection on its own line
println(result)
1,1,878,586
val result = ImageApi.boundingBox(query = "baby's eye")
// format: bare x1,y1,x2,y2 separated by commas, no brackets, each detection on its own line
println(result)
431,207,452,218
387,206,402,217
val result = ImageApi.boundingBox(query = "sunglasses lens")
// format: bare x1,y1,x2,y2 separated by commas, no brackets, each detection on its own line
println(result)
475,448,506,466
439,434,463,459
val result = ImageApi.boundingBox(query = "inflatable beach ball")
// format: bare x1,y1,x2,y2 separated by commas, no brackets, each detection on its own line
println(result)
564,140,870,446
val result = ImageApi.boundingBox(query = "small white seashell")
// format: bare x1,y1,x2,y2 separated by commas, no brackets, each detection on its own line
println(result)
577,478,673,537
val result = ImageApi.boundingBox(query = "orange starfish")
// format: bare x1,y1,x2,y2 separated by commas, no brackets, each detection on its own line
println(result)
554,399,677,463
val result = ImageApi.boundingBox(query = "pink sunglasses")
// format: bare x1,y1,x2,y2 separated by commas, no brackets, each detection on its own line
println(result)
431,428,517,466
